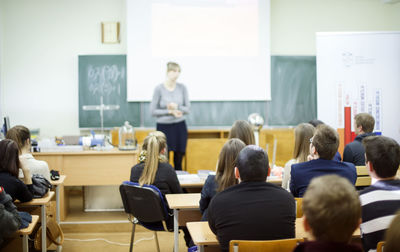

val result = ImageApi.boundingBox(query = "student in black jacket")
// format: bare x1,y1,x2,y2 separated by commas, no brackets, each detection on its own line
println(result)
0,139,34,202
208,145,296,252
0,186,21,247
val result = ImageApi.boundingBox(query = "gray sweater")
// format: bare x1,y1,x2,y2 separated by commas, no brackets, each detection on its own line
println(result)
150,83,190,124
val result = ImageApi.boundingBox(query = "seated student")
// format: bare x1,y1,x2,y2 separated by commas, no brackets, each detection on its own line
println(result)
359,135,400,252
208,145,295,252
343,113,375,165
0,139,33,202
384,211,400,252
294,174,362,252
282,123,315,190
228,120,255,145
308,119,341,161
0,186,22,248
290,124,356,197
130,131,183,196
6,125,51,181
199,138,245,220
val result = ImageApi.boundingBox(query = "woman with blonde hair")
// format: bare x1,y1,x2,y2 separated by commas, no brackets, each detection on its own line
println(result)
199,138,246,220
228,120,255,146
6,125,50,181
130,131,182,196
150,62,190,171
282,123,315,190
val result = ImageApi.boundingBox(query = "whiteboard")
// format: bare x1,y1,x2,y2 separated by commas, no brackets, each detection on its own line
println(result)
316,32,400,143
126,0,271,101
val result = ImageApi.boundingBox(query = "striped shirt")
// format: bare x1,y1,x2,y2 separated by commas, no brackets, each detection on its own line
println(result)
359,179,400,252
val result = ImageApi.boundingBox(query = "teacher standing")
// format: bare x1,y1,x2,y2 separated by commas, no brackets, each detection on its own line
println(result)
150,62,190,171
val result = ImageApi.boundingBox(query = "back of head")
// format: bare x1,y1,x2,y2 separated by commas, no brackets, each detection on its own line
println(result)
312,124,339,160
5,125,30,152
293,123,315,162
236,145,269,182
303,174,361,243
354,113,375,133
139,131,167,185
215,138,246,192
228,120,255,145
308,119,324,128
384,211,400,252
0,139,20,178
362,135,400,178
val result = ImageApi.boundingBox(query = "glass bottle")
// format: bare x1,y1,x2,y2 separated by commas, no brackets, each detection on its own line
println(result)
119,121,136,150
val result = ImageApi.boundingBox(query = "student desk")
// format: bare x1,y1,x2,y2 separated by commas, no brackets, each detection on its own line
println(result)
166,193,202,252
17,215,39,252
16,191,55,252
187,218,361,252
51,175,66,252
33,149,138,220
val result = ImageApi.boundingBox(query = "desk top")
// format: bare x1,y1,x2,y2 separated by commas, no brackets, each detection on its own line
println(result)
17,215,39,235
33,148,138,156
16,191,55,206
187,218,361,246
166,193,200,209
51,175,66,186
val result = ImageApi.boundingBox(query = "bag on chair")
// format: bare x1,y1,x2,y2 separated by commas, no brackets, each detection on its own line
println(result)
31,174,52,198
34,218,64,250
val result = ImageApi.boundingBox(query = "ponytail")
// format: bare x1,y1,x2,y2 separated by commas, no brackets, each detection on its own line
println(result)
138,131,167,186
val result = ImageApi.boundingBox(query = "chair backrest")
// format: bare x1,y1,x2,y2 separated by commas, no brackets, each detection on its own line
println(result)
295,197,303,218
377,241,385,252
229,238,304,252
355,165,371,187
119,181,168,223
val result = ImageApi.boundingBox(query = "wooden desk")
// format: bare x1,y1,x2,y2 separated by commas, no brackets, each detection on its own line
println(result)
51,175,66,252
17,215,39,252
16,191,55,252
187,218,361,252
33,149,138,219
166,193,201,252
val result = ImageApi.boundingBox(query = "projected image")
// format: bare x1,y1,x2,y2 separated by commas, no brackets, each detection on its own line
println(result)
151,1,259,57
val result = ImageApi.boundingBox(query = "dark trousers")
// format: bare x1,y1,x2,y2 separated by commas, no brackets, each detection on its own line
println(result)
172,151,184,171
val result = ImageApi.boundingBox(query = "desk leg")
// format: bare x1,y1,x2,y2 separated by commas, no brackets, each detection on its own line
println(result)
56,185,62,252
22,235,28,252
41,205,47,252
174,209,179,252
199,245,204,252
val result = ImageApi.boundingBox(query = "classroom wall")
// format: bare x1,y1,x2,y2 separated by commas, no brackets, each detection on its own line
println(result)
0,0,399,137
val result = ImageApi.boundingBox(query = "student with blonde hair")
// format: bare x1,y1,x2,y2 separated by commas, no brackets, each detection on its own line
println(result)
282,123,315,190
130,131,182,196
6,125,50,181
384,211,400,252
199,138,246,220
293,174,362,252
228,120,255,146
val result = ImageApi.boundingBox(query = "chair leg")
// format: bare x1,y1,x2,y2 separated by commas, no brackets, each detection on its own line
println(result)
154,231,160,252
130,222,136,252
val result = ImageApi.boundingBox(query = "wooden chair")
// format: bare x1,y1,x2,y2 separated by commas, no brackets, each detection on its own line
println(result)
355,166,371,187
377,241,385,252
18,215,39,252
295,197,303,218
229,238,304,252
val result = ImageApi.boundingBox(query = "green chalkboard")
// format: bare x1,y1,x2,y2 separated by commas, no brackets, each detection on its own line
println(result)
79,55,316,128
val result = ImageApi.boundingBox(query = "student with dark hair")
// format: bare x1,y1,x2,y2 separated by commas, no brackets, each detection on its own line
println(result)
294,175,362,252
290,125,357,197
0,186,21,247
359,135,400,252
207,145,295,252
0,139,34,202
6,125,50,181
308,119,342,161
199,138,245,220
343,113,375,165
